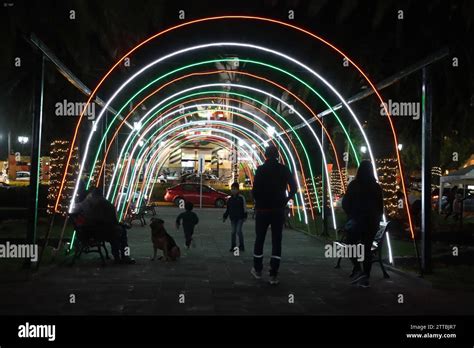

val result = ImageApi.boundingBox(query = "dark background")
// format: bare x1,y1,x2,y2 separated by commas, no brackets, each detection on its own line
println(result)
0,0,473,171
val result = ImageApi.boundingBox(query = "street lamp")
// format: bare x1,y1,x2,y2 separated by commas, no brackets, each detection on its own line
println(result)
133,121,141,131
398,143,403,151
267,126,276,138
18,136,29,144
360,145,367,154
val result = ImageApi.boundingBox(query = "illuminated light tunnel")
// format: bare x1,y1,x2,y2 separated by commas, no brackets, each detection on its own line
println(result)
58,17,412,261
92,64,356,192
138,138,256,213
127,133,263,218
69,41,373,221
117,117,304,221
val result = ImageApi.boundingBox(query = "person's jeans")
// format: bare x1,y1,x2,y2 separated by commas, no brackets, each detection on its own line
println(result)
184,228,194,247
94,224,129,260
253,210,285,277
361,222,379,278
230,219,244,249
345,219,362,272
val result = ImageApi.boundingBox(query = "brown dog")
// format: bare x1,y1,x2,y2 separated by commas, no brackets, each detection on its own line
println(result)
149,218,180,261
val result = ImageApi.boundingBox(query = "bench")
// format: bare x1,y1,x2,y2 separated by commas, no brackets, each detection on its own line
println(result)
69,223,110,267
334,220,392,279
144,204,157,216
128,204,147,226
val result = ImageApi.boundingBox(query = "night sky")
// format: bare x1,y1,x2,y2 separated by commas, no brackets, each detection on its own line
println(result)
1,0,473,169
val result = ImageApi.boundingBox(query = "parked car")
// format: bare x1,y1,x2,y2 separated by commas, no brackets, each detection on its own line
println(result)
157,172,180,183
157,174,168,183
15,171,30,181
164,183,229,207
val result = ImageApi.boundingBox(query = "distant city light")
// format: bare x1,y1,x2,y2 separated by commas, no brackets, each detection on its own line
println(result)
267,126,275,138
18,136,29,144
360,145,367,154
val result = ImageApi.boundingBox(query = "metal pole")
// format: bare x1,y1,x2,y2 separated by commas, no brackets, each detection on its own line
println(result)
421,66,432,274
321,116,328,236
26,53,45,268
269,48,449,139
7,131,11,156
200,172,203,209
27,34,134,131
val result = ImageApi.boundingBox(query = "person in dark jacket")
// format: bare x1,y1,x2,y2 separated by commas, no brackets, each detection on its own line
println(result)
72,188,135,264
342,160,384,288
176,201,199,249
223,182,248,252
251,144,297,285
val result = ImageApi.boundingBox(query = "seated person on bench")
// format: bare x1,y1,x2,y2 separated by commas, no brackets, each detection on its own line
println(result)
342,160,383,287
73,188,135,264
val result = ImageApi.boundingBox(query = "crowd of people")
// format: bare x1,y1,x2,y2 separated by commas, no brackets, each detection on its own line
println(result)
70,144,384,288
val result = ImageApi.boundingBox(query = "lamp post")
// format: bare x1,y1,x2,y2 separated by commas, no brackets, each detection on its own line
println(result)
17,136,29,157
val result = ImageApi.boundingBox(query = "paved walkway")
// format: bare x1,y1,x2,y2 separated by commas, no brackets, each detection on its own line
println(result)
1,207,473,315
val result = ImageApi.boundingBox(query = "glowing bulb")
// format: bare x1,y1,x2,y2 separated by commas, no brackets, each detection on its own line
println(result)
267,126,275,137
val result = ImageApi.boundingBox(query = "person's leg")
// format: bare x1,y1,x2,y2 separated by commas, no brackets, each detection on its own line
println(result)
362,223,378,278
184,229,192,248
118,224,129,258
269,211,284,277
253,213,270,273
230,220,237,250
237,219,244,250
95,225,120,261
346,226,362,275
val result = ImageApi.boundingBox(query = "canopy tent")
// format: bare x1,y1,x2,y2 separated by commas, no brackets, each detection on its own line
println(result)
438,165,474,213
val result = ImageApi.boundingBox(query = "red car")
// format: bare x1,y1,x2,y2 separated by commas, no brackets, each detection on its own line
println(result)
164,183,229,208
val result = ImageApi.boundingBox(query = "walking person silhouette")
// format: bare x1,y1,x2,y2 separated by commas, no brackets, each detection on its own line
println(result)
251,144,297,285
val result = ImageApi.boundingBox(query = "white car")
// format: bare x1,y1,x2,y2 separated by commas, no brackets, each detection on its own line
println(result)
159,172,180,183
15,171,30,181
207,174,219,180
157,174,168,183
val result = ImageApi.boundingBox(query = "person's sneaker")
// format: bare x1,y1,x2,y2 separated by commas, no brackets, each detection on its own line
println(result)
250,268,262,280
357,276,370,288
269,275,280,286
350,271,366,284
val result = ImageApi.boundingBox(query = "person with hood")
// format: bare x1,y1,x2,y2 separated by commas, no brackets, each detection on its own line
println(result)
342,160,384,288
